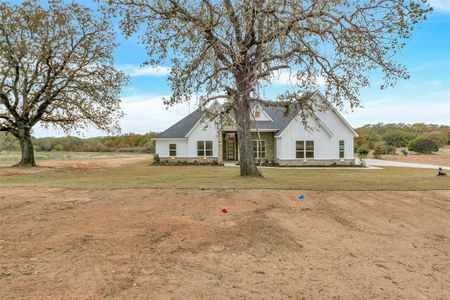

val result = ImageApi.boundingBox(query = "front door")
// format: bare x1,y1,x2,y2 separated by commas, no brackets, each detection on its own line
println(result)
225,133,237,161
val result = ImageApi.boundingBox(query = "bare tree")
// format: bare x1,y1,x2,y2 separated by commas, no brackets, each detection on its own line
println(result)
105,0,430,176
0,0,127,167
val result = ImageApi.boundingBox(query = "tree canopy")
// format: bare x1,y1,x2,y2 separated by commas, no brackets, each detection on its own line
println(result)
0,0,127,166
105,0,430,176
355,123,450,152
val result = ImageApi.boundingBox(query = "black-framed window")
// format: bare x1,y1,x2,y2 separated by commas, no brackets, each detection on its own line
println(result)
296,140,314,158
197,140,213,156
339,140,345,158
169,144,176,156
205,141,213,156
296,140,304,158
252,140,266,158
306,141,314,158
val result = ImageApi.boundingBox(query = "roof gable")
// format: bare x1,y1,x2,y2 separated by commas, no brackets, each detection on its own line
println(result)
155,91,357,138
275,91,358,137
312,91,358,137
251,104,273,121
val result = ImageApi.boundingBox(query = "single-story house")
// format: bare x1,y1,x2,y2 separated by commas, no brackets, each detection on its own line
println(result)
154,92,358,166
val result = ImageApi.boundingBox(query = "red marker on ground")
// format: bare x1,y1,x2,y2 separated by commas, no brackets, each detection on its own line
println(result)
221,208,228,214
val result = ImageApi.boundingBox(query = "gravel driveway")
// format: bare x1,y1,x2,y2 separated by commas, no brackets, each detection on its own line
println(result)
359,159,450,170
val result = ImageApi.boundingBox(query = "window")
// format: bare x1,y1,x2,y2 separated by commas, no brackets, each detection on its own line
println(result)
339,140,345,158
306,141,314,158
197,140,213,157
205,141,213,156
169,144,176,157
296,140,314,158
296,141,304,158
252,140,266,159
255,110,261,118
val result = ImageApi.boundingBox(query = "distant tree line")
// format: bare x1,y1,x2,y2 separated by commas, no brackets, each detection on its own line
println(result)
0,132,159,153
355,123,450,155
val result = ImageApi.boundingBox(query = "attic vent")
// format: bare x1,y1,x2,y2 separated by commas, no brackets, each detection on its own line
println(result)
255,110,261,118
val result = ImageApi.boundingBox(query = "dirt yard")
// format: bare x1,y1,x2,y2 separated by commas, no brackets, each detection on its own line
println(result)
1,188,449,299
0,156,149,177
382,154,450,167
39,155,150,170
383,146,450,167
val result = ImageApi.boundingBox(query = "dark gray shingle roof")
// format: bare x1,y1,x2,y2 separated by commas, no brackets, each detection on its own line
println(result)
155,109,204,138
155,105,296,138
252,105,296,134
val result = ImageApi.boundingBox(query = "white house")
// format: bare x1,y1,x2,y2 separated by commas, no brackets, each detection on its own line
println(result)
154,92,358,166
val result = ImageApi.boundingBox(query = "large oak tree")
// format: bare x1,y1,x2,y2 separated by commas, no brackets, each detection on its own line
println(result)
106,0,429,176
0,0,127,166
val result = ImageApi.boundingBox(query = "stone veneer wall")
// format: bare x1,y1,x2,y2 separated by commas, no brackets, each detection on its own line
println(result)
158,157,219,163
251,132,276,162
276,159,356,166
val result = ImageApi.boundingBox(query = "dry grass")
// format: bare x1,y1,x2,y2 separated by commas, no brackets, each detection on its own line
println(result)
0,158,448,190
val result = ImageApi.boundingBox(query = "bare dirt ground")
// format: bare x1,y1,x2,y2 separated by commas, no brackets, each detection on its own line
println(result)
0,156,149,177
383,154,450,167
383,146,450,167
39,156,150,170
1,188,449,299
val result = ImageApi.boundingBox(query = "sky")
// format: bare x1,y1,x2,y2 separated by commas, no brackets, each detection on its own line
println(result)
7,0,450,137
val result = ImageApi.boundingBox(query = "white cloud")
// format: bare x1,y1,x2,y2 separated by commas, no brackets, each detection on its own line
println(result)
120,94,192,133
430,0,450,13
33,93,194,137
119,64,171,77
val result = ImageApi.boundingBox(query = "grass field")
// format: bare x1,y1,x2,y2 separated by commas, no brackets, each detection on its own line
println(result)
0,157,449,190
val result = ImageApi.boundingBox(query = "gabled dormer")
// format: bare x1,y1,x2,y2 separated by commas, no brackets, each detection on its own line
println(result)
251,104,273,121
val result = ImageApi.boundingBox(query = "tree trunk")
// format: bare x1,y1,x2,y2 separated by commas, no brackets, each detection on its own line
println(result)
16,126,36,167
234,95,261,177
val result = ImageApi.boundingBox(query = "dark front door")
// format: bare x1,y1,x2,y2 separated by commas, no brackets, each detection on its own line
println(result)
225,132,237,161
227,136,235,161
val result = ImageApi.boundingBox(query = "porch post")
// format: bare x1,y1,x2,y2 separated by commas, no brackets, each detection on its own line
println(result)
235,132,239,162
218,130,223,163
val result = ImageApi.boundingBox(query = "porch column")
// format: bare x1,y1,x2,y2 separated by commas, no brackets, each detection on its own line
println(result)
218,130,223,163
235,132,239,162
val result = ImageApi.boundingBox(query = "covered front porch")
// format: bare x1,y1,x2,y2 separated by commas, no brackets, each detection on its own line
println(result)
218,131,276,164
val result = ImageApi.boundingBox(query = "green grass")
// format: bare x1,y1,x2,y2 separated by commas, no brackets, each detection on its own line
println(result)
0,160,449,190
0,151,147,165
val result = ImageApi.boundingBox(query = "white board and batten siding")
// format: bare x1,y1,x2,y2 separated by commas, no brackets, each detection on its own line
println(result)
155,119,219,158
276,110,355,160
155,139,189,157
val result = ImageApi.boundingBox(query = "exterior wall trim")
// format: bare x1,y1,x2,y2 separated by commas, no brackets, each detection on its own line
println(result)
154,138,188,141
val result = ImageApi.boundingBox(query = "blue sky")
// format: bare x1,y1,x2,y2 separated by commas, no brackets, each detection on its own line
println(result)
8,0,450,136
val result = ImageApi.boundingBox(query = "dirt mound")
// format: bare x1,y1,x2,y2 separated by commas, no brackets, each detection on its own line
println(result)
0,188,449,299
